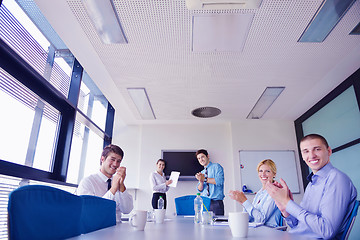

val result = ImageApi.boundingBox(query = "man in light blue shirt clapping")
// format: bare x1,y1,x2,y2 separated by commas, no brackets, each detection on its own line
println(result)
195,149,225,216
266,134,357,239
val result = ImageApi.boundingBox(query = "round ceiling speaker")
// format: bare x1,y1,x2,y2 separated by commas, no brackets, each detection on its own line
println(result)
191,107,221,118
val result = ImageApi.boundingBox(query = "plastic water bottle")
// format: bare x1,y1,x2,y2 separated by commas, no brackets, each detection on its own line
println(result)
194,193,203,224
157,196,164,209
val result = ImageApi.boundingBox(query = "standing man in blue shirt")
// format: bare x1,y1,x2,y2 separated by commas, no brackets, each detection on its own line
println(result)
265,134,357,239
195,149,225,215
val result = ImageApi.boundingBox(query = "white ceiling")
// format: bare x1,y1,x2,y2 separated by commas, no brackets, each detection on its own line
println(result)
34,0,360,125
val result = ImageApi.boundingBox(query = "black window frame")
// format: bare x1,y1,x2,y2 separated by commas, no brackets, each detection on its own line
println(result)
0,37,114,187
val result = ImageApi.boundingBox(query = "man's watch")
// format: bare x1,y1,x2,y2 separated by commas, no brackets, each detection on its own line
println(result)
204,177,208,183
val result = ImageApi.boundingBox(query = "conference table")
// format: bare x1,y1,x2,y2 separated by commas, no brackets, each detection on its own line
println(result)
68,216,310,240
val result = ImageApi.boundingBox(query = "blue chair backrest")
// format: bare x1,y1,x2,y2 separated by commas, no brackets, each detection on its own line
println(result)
8,185,83,240
341,200,360,240
175,195,211,215
80,195,116,234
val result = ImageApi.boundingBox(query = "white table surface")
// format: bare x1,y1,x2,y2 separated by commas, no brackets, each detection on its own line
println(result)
68,216,310,240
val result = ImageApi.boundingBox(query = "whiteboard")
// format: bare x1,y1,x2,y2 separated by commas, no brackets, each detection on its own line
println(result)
239,150,300,194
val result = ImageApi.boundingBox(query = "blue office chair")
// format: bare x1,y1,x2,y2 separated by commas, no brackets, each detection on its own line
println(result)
80,195,116,234
341,200,359,240
8,185,83,240
175,195,211,215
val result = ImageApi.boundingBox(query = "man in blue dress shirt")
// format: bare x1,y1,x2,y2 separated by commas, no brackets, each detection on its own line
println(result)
266,134,357,239
195,149,225,215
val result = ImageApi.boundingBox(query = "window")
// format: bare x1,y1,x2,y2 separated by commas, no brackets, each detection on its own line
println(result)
331,143,360,192
295,68,360,240
295,69,360,183
66,70,112,184
0,68,60,172
0,0,72,97
0,1,115,238
302,86,360,149
77,71,109,131
0,0,114,182
67,115,105,185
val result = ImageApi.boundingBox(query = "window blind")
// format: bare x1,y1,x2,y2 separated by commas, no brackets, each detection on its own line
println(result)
0,67,60,124
0,175,20,240
0,5,71,98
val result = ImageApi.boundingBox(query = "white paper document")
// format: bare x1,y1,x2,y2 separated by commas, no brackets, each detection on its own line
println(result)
168,171,180,187
213,221,228,226
249,222,263,228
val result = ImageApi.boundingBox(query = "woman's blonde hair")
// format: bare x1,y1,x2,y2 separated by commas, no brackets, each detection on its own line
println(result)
256,159,277,176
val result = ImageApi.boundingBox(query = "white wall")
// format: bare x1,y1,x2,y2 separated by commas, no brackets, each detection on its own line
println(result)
112,118,304,217
112,117,142,188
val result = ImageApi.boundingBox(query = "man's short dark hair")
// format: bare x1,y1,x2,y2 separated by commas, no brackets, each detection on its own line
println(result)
100,144,124,164
157,159,166,165
196,149,208,157
301,134,329,148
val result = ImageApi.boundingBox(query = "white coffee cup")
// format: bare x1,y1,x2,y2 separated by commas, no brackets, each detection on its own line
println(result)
228,212,249,237
130,210,147,230
154,209,166,223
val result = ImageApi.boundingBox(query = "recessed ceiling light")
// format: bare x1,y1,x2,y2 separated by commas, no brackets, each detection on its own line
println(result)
185,0,262,10
127,88,156,120
247,87,285,119
350,22,360,35
298,0,356,42
82,0,127,44
192,107,221,118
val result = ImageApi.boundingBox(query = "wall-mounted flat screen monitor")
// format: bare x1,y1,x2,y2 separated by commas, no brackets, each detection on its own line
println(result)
162,150,203,181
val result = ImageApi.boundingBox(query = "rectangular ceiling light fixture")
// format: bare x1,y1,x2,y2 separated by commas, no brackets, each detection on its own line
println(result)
247,87,285,119
127,88,156,120
82,0,127,44
298,0,356,42
350,22,360,35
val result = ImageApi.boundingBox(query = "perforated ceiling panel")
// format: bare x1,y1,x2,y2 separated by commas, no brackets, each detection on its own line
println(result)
62,0,360,123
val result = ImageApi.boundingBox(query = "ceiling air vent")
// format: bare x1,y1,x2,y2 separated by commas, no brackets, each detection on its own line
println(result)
192,107,221,118
185,0,262,10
